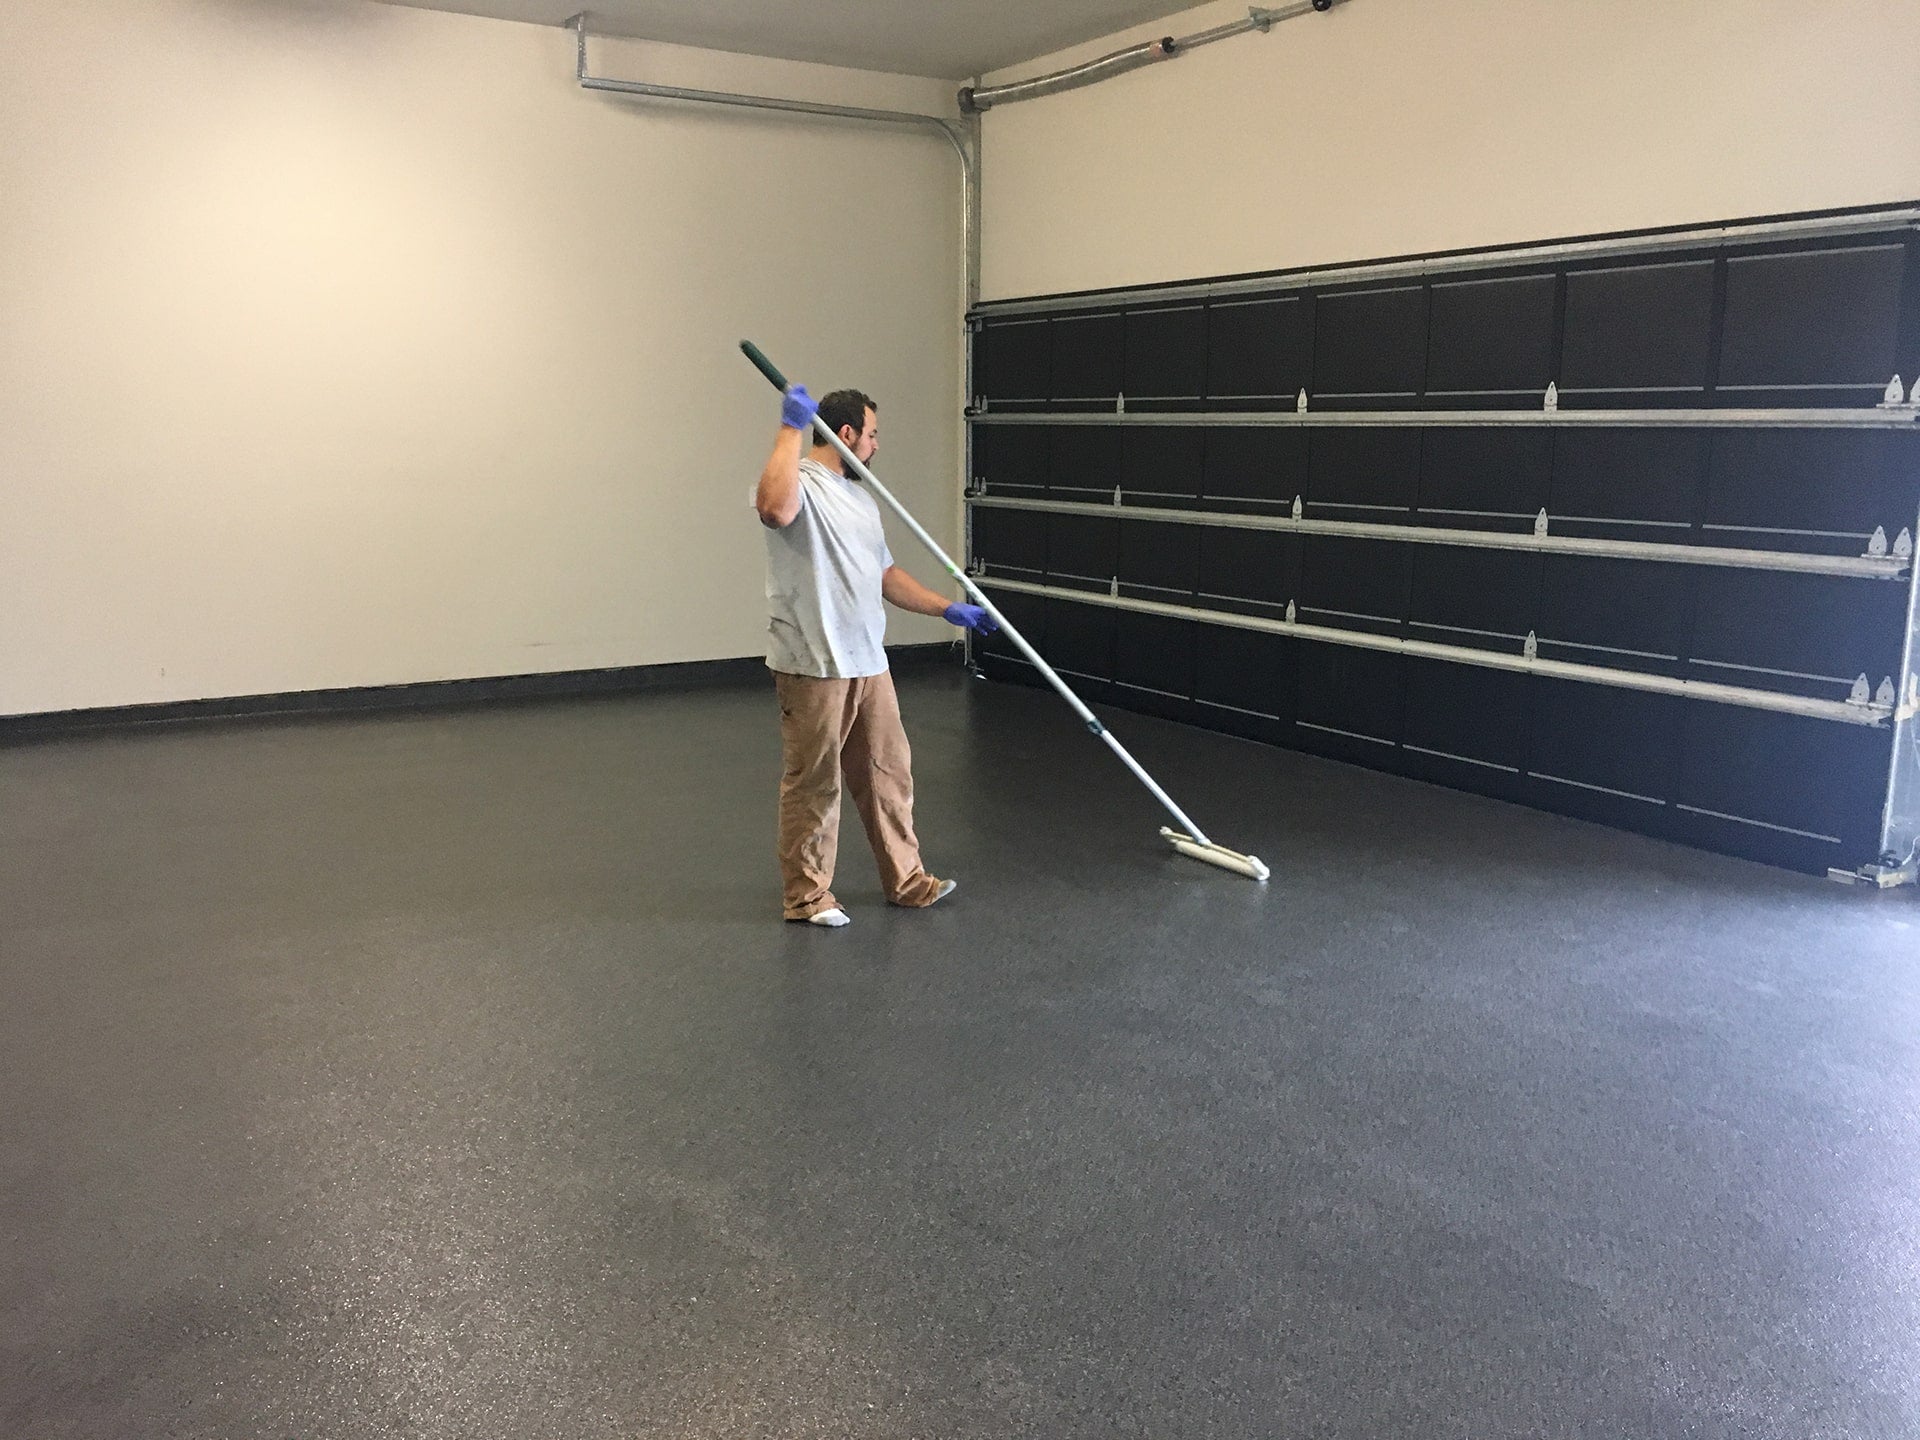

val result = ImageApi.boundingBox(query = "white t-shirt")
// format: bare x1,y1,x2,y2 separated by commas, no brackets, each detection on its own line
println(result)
759,458,894,678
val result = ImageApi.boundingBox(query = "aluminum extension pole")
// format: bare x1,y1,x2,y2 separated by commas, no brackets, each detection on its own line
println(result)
739,341,1228,854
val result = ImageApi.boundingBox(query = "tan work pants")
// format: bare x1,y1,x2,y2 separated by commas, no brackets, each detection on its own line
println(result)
774,669,944,919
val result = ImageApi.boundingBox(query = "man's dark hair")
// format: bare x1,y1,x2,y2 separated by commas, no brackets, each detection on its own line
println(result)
816,389,876,443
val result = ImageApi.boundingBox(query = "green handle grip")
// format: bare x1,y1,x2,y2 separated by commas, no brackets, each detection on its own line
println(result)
738,339,789,392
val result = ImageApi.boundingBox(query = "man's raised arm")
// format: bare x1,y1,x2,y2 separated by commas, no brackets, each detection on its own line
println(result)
755,385,818,529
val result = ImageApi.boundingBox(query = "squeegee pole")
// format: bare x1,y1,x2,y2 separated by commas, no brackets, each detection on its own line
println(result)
812,408,1218,849
740,340,1216,848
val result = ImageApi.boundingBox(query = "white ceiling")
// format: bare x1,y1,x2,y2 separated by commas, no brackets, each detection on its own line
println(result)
379,0,1208,80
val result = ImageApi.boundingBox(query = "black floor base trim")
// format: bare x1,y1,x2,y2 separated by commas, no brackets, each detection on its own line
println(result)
1,643,962,741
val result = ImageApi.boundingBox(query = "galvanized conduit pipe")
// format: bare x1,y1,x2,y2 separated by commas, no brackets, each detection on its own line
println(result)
568,14,980,309
959,0,1341,114
961,36,1174,113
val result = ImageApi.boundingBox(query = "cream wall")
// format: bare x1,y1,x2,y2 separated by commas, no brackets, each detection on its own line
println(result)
979,0,1920,300
0,0,962,716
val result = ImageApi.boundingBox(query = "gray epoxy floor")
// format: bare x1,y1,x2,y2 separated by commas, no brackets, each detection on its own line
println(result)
4,667,1919,1439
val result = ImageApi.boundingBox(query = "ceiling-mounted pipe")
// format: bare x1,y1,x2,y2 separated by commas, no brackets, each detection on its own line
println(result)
565,14,980,308
570,13,964,158
960,0,1341,114
959,36,1174,114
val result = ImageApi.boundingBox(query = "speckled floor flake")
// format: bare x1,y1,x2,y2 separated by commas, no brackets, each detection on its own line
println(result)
3,669,1918,1438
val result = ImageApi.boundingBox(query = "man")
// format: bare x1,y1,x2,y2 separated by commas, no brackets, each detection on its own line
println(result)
754,383,997,927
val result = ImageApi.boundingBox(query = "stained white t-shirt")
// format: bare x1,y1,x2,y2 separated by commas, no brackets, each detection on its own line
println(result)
759,458,893,678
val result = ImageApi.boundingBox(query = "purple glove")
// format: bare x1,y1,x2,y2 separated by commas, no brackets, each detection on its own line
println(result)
944,602,999,635
780,384,817,431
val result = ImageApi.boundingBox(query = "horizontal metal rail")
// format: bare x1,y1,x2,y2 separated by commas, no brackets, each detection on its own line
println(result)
578,70,960,136
970,207,1920,318
968,494,1910,580
968,405,1920,430
980,579,1904,727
